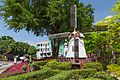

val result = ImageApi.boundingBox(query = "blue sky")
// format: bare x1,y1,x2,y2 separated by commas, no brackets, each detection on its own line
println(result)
0,0,117,45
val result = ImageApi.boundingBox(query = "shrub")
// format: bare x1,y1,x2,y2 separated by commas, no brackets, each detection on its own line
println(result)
35,60,50,66
30,63,40,71
107,64,120,77
83,62,103,71
44,60,72,70
79,69,97,78
45,70,80,80
93,71,116,80
22,65,27,71
80,77,101,80
117,57,120,65
2,67,61,80
107,64,120,72
45,69,97,80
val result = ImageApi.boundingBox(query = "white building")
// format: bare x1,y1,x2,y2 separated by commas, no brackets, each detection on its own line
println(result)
36,41,52,59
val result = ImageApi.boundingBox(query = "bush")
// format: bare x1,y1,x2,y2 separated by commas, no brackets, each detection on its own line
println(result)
117,57,120,65
83,62,103,71
44,60,72,70
30,63,40,71
80,77,101,80
79,69,97,78
45,69,97,80
93,71,116,80
107,64,120,77
2,67,61,80
45,70,80,80
34,60,50,66
22,65,27,71
107,64,120,72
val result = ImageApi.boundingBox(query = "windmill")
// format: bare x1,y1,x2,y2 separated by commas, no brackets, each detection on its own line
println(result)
49,5,87,59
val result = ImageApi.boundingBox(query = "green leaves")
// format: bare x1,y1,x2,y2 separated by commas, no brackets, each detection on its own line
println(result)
0,36,36,56
0,0,34,31
95,0,120,53
27,46,36,55
0,0,94,35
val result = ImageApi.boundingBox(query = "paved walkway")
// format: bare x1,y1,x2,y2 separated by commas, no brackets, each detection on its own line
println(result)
0,61,14,74
0,61,22,74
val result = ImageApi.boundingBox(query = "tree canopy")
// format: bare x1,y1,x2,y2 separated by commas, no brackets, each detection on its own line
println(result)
83,0,120,65
0,0,94,58
96,0,120,53
0,36,36,56
0,0,94,36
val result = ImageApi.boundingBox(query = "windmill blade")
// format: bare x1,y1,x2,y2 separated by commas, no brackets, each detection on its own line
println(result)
49,32,70,39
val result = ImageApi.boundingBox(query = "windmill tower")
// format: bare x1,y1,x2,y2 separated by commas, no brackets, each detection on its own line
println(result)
65,5,87,58
49,5,87,59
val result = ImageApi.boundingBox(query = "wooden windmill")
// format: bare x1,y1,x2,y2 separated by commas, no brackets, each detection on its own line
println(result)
49,5,87,59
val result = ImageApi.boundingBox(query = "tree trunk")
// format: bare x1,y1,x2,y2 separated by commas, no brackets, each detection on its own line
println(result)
51,38,60,59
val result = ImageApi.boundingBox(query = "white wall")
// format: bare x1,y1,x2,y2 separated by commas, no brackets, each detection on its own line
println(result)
66,37,87,58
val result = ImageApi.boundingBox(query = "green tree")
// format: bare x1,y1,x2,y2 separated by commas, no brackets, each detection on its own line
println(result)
0,0,94,58
84,0,120,65
0,36,35,57
0,36,15,55
27,46,36,55
96,0,120,53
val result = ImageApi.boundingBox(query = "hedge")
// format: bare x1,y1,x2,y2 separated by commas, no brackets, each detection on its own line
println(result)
44,60,72,70
83,62,103,71
80,77,101,80
93,71,116,80
2,67,61,80
117,57,120,65
30,60,51,71
79,69,97,78
45,69,97,80
45,70,79,80
30,63,40,71
107,64,120,77
34,60,50,66
107,64,120,73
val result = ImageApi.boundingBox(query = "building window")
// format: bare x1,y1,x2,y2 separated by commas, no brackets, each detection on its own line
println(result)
37,44,40,47
45,48,47,51
45,44,47,47
40,53,43,57
37,49,40,52
43,49,44,51
41,44,42,46
47,53,51,56
41,49,42,51
48,48,49,51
